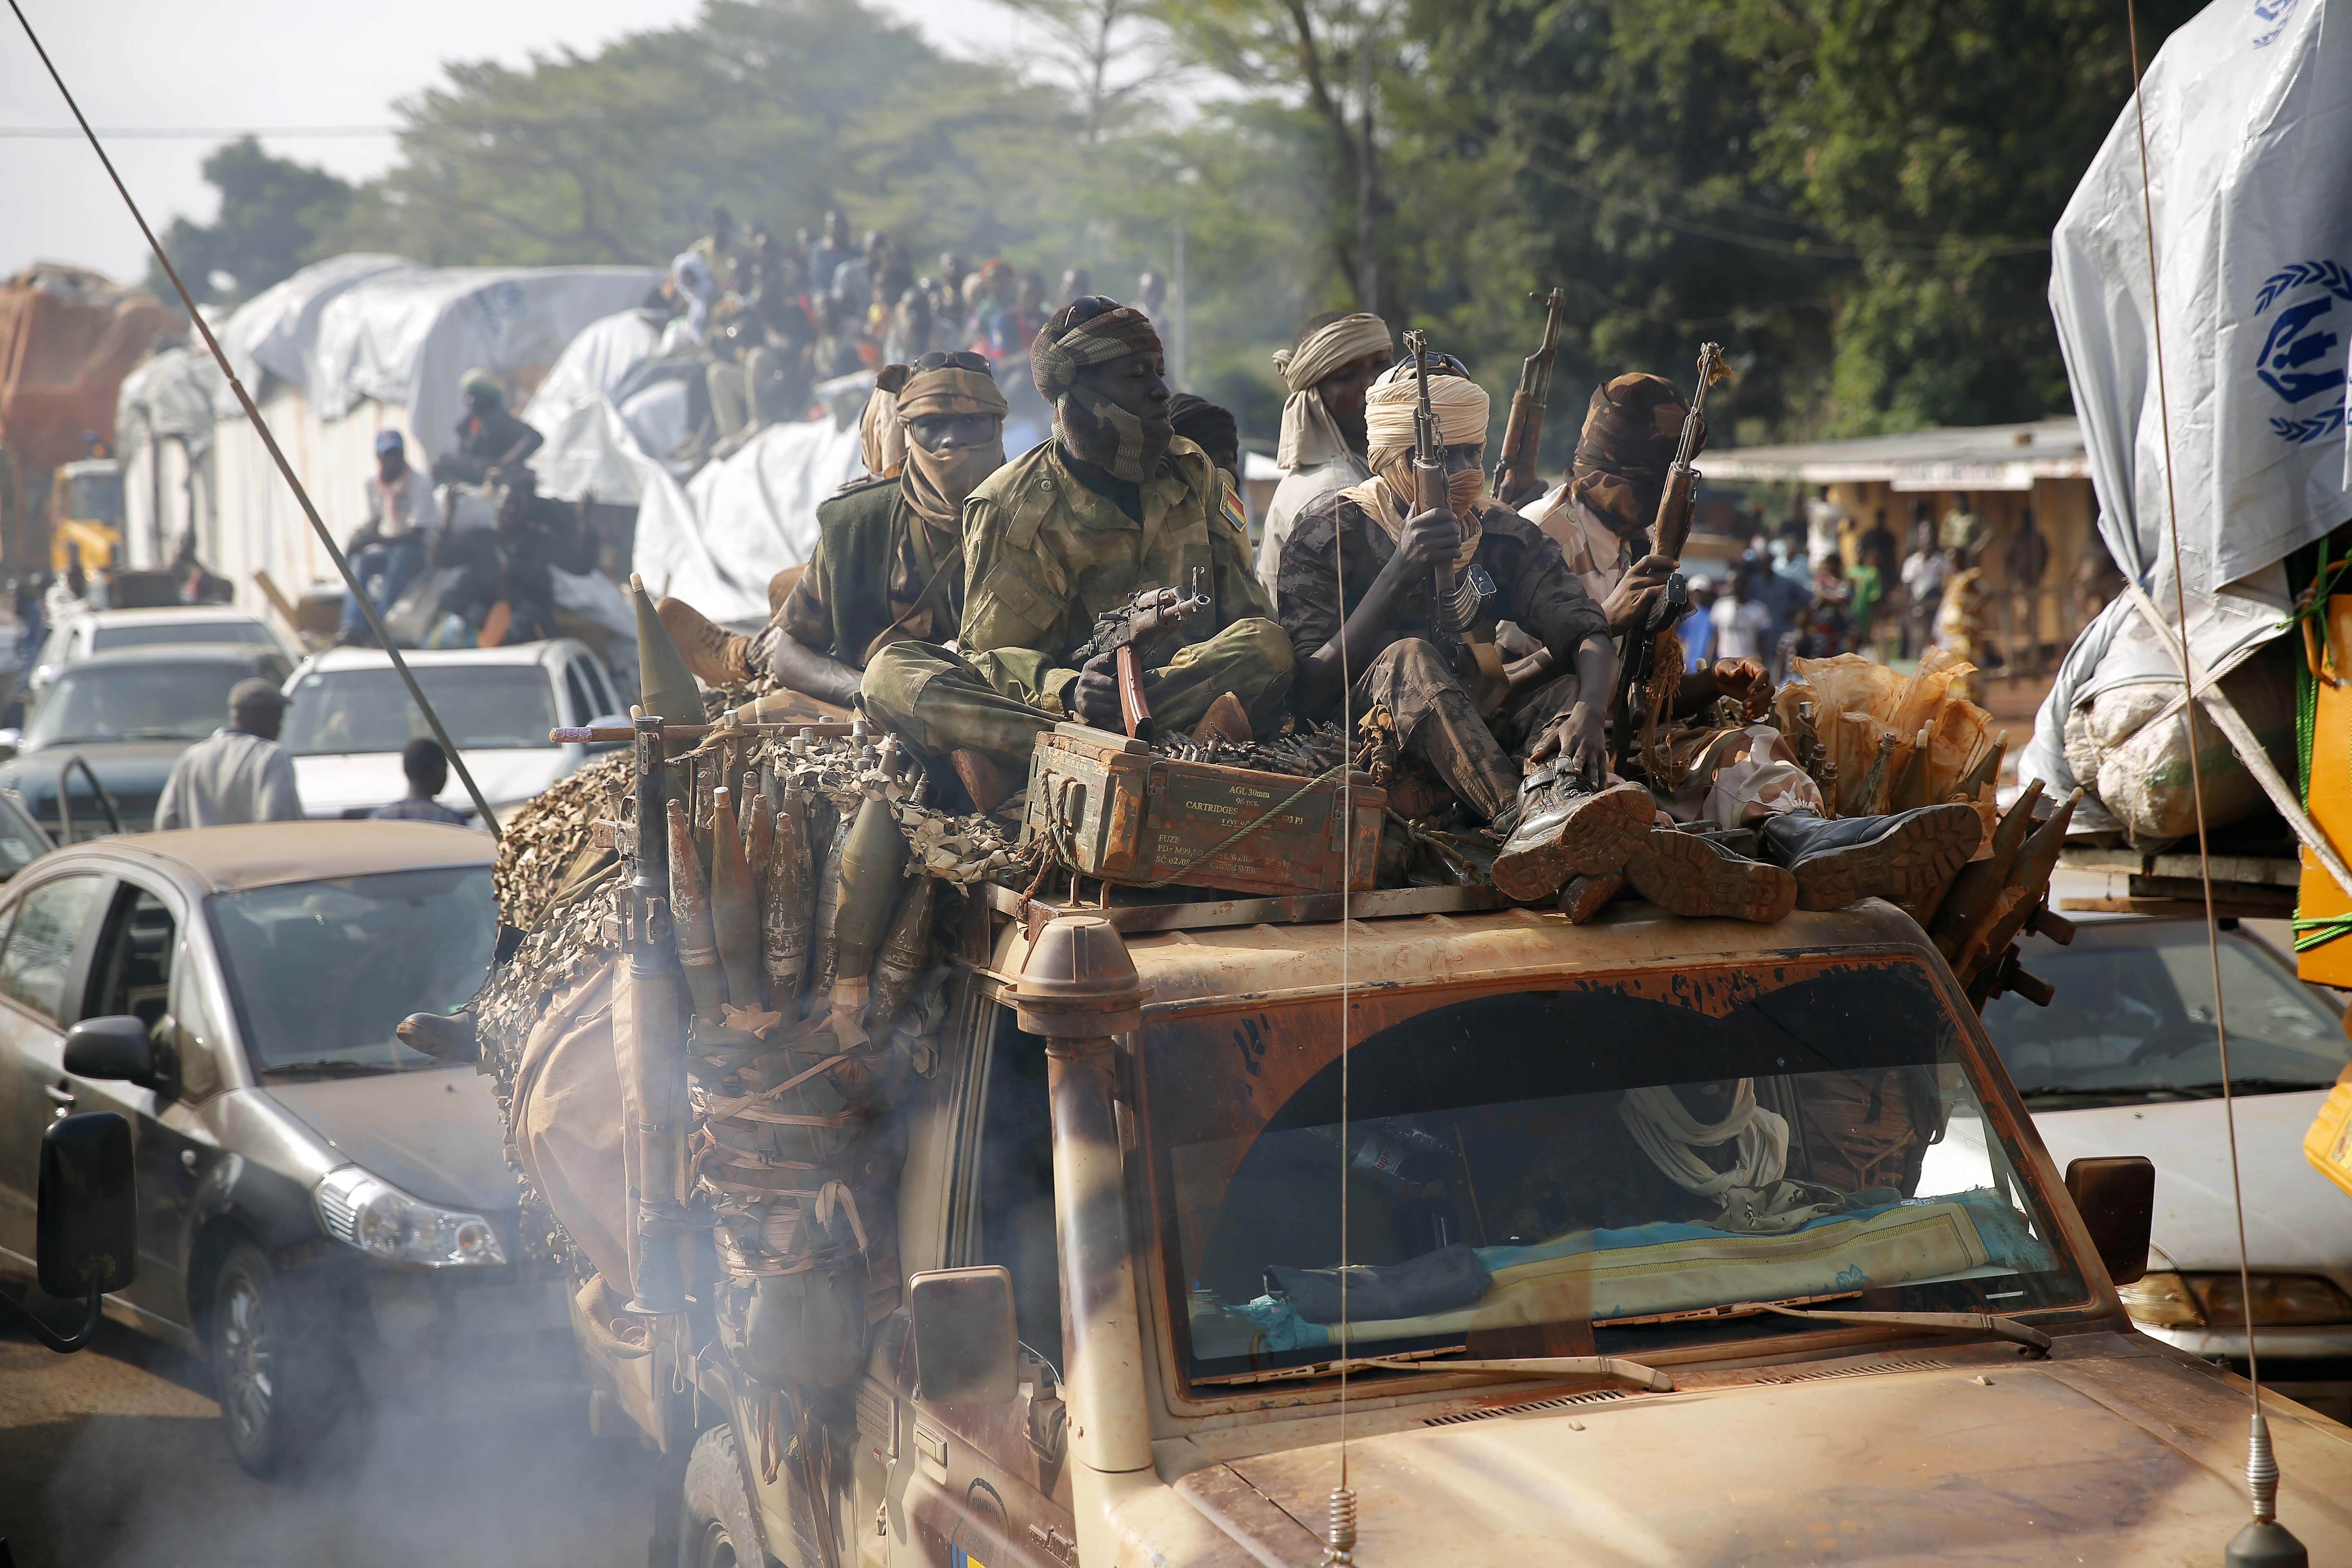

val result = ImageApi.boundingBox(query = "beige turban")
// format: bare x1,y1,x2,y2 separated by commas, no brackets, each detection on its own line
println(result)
1342,364,1492,564
1271,312,1394,471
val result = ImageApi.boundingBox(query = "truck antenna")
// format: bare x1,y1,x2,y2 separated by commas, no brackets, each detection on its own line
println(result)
7,0,504,839
2125,3,2302,1561
1326,390,1359,1568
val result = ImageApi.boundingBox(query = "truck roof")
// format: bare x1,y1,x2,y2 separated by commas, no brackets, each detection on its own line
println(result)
984,883,1937,1012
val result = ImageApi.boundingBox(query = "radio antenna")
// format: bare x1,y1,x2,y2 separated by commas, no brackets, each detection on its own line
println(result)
8,0,504,838
2123,5,2302,1562
1325,430,1358,1568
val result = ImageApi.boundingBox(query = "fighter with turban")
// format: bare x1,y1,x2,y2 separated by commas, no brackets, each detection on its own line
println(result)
861,297,1294,812
1256,310,1395,597
1509,373,1980,922
657,351,1010,705
1274,349,1655,903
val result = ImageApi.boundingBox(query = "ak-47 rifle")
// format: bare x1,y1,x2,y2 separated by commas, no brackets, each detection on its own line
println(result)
1401,330,1467,674
619,712,690,1318
1607,341,1728,776
1070,568,1209,742
1491,287,1569,508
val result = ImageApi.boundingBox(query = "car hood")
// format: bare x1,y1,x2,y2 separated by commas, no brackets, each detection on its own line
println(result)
1189,1344,2352,1564
2033,1091,2343,1273
2,740,192,790
259,1066,518,1214
290,748,573,818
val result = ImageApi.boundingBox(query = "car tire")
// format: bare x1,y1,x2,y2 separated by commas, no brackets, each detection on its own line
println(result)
209,1241,348,1478
683,1425,772,1568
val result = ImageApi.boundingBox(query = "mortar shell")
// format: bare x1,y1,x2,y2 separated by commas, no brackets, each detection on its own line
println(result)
666,797,727,1019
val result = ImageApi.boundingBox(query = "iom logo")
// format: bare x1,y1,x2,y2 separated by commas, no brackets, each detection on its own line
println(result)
2253,260,2350,444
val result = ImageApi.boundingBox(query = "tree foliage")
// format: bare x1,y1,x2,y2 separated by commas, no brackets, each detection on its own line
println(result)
146,138,355,305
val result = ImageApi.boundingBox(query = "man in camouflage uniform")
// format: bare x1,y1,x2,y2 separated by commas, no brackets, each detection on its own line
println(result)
657,352,1010,708
863,297,1293,810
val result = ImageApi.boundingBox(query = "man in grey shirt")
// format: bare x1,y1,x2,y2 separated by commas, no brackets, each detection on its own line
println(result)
154,679,303,830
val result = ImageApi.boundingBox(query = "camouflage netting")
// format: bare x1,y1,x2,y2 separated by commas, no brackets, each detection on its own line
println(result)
492,749,631,934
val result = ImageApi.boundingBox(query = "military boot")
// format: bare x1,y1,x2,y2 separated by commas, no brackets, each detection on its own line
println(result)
1624,827,1797,923
1755,802,1982,916
1490,773,1655,902
656,596,756,688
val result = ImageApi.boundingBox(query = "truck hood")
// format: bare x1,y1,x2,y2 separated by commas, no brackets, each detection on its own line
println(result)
261,1065,519,1214
2032,1091,2343,1274
1188,1345,2352,1564
290,748,575,819
0,741,188,826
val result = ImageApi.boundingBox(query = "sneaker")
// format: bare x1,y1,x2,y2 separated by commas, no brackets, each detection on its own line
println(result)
1625,827,1798,922
1757,803,1982,915
656,596,755,687
1490,776,1655,902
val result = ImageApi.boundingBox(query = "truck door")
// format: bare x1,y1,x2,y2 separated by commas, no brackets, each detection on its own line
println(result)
901,1004,1078,1568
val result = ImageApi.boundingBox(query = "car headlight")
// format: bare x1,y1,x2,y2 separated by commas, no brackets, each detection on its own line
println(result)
314,1166,506,1268
2120,1270,2352,1329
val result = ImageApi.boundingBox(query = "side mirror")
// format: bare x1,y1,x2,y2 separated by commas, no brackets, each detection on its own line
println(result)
0,1110,138,1352
2066,1155,2155,1288
64,1014,168,1094
907,1265,1020,1405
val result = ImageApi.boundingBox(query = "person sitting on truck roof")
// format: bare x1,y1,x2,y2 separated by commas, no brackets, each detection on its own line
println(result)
1274,354,1641,905
337,429,439,646
432,370,543,488
860,298,1295,813
655,351,1012,710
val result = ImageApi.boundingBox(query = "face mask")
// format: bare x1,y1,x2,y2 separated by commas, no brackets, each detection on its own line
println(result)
1061,387,1153,482
903,437,1005,526
1446,466,1484,517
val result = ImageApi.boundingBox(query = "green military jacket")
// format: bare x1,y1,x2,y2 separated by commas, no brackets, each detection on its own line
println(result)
957,435,1274,714
786,475,960,668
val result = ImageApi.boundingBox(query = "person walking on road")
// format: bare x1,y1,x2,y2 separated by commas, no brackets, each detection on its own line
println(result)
370,738,467,824
154,679,303,830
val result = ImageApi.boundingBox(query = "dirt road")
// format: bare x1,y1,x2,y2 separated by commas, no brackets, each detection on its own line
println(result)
0,1312,653,1568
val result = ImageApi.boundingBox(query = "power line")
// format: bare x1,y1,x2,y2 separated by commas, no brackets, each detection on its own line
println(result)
0,124,398,139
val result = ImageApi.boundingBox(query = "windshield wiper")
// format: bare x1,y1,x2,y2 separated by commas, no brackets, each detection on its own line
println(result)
2172,1076,2333,1097
1197,1349,1673,1392
1753,1301,2051,1355
259,1059,399,1079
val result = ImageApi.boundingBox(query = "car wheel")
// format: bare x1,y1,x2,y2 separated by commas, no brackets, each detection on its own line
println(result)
209,1241,346,1477
683,1425,771,1568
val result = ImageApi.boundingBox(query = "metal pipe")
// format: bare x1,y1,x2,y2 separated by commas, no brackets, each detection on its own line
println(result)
1017,915,1155,1532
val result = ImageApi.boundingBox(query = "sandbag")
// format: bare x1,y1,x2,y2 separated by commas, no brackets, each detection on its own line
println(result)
2063,644,2295,842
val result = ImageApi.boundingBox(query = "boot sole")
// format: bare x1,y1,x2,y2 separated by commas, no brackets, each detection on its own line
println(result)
1625,829,1797,922
1491,781,1656,902
1791,803,1982,915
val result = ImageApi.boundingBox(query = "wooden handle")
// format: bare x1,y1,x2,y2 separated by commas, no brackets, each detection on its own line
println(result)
1116,644,1153,742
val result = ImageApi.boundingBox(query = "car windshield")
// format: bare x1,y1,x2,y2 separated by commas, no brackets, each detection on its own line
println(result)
205,865,495,1074
1980,921,2348,1107
23,661,261,747
1148,955,2085,1385
281,666,558,754
89,621,277,653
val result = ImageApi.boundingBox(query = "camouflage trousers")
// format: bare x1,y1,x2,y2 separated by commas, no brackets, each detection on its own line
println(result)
1356,637,1585,822
860,618,1296,771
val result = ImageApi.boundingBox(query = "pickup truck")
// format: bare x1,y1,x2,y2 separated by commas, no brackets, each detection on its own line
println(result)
564,881,2352,1567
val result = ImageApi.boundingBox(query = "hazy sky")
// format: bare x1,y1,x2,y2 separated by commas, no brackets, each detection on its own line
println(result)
0,0,1038,285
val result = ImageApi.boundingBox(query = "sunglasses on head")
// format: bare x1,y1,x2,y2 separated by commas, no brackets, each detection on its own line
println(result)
915,350,992,374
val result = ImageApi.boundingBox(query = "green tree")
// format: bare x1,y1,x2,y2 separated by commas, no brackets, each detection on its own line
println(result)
147,137,354,305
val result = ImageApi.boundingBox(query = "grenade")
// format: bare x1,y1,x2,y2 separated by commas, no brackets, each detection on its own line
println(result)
710,786,762,1010
866,876,936,1042
666,798,726,1019
826,795,909,1048
632,574,703,761
764,789,814,1017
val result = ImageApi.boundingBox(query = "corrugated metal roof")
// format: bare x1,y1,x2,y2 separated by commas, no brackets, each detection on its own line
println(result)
1707,416,2088,491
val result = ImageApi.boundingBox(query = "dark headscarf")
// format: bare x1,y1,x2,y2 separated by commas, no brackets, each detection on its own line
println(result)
1031,296,1165,481
1570,372,1707,539
1165,392,1238,464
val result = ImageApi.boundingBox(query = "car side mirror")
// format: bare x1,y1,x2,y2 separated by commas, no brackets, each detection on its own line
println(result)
65,1014,171,1095
0,1110,138,1352
907,1265,1020,1405
2066,1155,2155,1288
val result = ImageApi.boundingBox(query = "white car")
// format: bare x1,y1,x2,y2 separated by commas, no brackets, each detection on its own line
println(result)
1980,913,2352,1421
26,606,290,700
278,639,624,824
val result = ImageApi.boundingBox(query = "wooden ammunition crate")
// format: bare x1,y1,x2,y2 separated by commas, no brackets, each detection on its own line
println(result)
1022,723,1385,897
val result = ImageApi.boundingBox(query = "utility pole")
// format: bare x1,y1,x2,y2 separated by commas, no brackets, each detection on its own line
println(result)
1174,218,1190,391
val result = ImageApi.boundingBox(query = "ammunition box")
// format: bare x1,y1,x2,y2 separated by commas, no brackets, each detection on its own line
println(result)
1022,723,1385,897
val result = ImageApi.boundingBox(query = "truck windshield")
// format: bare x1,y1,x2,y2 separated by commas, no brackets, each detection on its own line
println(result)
1147,955,2086,1384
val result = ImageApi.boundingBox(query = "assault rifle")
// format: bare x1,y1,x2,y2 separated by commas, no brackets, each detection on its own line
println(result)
1607,341,1726,776
1071,568,1210,742
1491,287,1569,508
1401,330,1467,673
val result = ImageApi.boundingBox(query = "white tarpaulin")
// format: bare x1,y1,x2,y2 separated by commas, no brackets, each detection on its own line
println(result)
2029,0,2352,810
633,412,866,624
117,343,225,568
525,308,672,505
217,253,418,395
2050,0,2350,607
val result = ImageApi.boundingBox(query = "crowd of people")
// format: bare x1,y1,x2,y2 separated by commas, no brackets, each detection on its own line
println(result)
655,205,1158,463
650,294,1989,926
